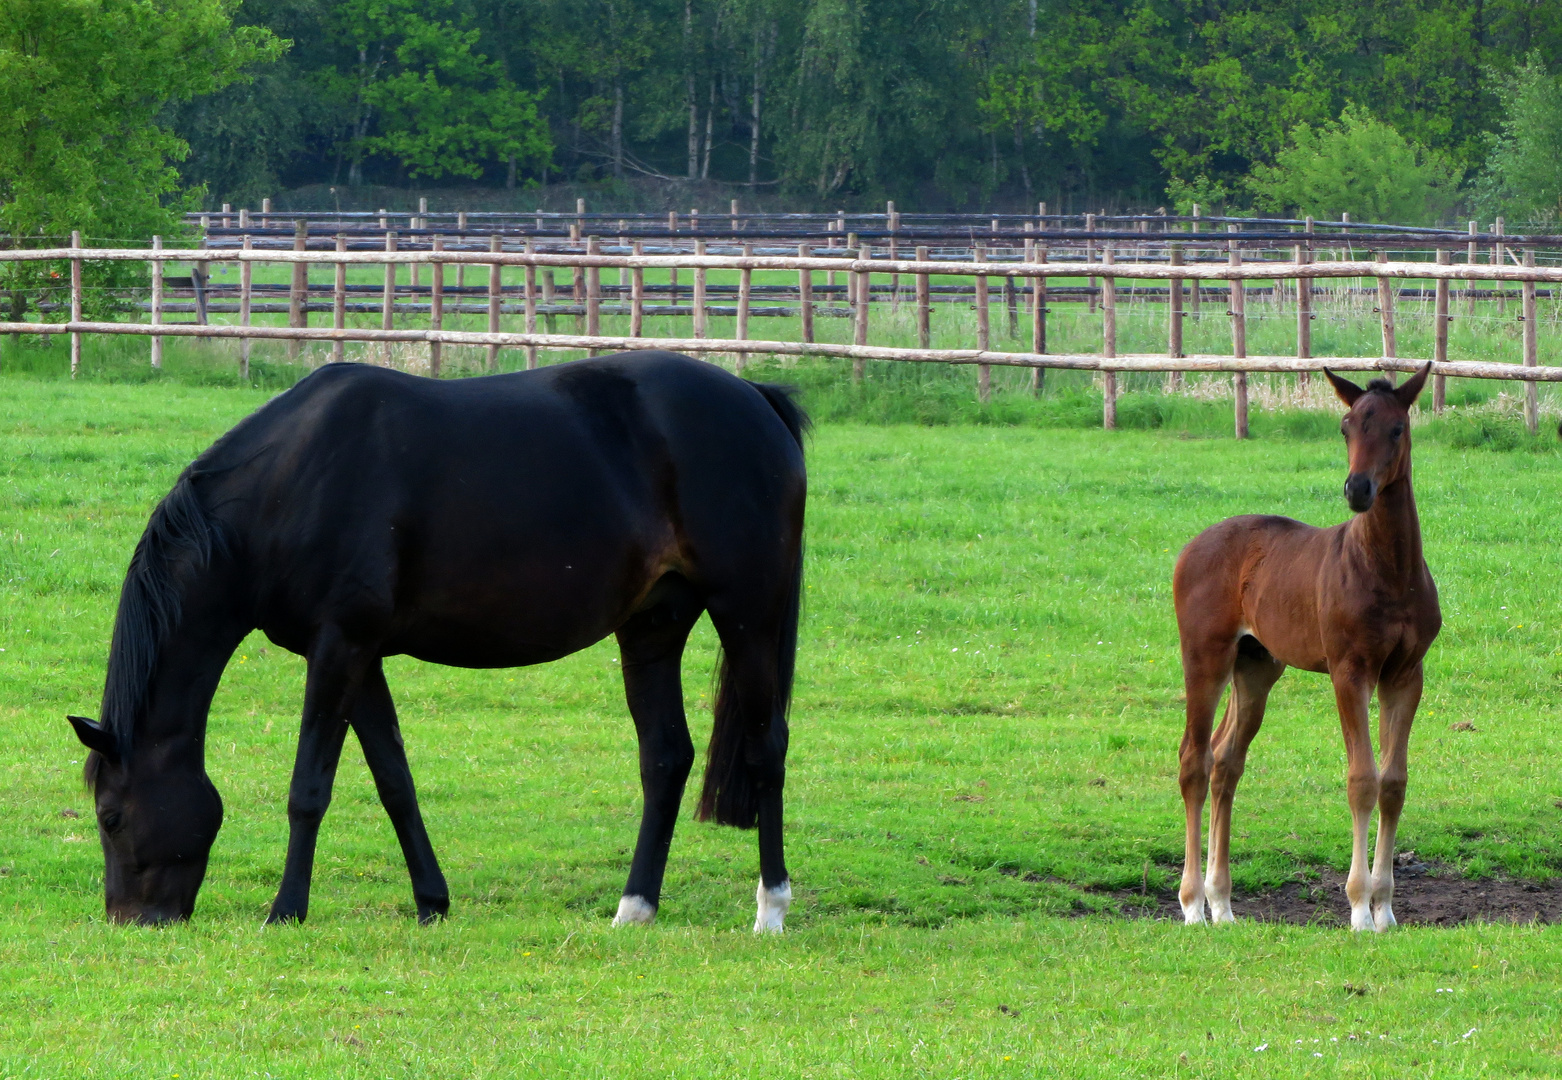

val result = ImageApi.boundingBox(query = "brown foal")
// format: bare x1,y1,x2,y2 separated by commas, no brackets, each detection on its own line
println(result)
1173,363,1441,931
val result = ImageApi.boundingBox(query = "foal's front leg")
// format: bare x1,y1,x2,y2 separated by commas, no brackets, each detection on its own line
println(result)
1331,669,1379,932
268,627,372,924
1368,664,1422,931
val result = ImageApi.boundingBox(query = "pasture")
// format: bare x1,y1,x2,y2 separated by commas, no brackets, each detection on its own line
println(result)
4,360,1562,1075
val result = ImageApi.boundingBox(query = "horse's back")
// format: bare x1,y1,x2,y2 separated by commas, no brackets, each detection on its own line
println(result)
197,354,805,664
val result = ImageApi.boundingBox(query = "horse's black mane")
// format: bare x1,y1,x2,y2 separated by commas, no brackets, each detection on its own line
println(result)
91,468,225,776
1365,377,1398,394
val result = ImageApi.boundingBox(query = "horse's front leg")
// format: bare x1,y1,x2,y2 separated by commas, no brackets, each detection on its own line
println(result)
268,626,372,925
351,659,449,924
1330,667,1379,932
1368,663,1423,931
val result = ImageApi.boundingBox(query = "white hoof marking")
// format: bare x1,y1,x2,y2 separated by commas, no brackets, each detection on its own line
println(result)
1349,903,1374,932
1181,897,1207,925
612,894,656,927
1373,901,1396,932
753,879,791,933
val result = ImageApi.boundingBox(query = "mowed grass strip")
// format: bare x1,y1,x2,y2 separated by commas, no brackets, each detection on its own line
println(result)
3,374,1562,1075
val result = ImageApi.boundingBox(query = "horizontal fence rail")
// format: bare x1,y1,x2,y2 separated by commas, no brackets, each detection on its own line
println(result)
11,226,1562,438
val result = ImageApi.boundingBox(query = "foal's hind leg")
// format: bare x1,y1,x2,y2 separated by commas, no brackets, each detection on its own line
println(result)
1203,639,1285,924
269,625,373,924
612,577,704,926
351,660,450,924
1367,663,1422,931
1177,638,1236,924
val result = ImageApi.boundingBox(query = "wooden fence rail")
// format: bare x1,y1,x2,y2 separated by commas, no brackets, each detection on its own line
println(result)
11,241,1562,437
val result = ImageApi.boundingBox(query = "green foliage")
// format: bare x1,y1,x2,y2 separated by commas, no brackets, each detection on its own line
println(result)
1246,107,1461,224
1473,54,1562,223
0,0,280,321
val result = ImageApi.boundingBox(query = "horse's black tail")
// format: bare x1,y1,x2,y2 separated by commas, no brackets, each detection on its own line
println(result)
94,470,225,769
696,382,807,828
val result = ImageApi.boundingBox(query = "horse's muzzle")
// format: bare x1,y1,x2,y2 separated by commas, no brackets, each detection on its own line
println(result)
1344,474,1377,513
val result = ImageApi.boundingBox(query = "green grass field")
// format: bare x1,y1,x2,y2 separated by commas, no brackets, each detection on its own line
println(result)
4,354,1562,1075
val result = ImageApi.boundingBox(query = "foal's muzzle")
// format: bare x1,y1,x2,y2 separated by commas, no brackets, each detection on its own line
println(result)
1344,473,1377,513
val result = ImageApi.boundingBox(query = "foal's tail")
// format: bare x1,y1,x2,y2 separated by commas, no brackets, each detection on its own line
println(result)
696,381,807,829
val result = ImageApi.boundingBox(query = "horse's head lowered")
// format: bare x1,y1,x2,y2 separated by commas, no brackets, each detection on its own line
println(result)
68,715,223,925
1325,363,1431,514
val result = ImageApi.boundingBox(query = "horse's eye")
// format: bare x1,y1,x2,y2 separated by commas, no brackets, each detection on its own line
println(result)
1391,425,1405,439
100,810,122,832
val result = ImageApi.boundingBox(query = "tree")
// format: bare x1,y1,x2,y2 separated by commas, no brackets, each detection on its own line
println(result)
1474,55,1562,223
330,0,551,184
0,0,281,322
1246,106,1460,225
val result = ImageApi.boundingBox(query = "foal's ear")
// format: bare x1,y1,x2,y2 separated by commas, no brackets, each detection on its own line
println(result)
67,715,118,762
1395,362,1433,408
1324,368,1366,407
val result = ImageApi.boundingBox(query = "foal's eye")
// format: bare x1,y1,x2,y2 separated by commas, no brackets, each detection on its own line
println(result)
100,810,122,832
1391,424,1405,439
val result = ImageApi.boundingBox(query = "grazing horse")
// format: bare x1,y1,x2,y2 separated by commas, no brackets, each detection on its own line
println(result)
66,352,807,932
1173,363,1440,932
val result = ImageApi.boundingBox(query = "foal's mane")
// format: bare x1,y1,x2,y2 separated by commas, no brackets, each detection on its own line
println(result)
1364,377,1399,396
88,468,226,786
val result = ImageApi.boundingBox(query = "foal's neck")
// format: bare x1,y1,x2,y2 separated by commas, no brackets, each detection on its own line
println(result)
1349,463,1423,581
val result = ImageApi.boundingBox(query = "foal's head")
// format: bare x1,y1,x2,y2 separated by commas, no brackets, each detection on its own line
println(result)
1324,363,1431,513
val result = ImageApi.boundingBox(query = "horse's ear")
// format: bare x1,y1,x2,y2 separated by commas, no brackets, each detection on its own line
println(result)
67,716,117,762
1324,368,1366,407
1395,362,1433,408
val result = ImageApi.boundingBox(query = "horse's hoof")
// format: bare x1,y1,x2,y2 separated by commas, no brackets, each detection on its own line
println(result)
265,908,305,926
1372,902,1396,932
416,897,450,925
612,895,656,927
753,880,791,933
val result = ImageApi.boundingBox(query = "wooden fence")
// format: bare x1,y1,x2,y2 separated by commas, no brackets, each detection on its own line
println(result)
9,231,1562,438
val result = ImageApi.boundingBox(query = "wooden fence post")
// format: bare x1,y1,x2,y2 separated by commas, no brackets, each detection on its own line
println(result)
413,198,426,291
381,231,397,365
429,235,444,376
798,243,815,344
1229,227,1248,439
1102,245,1117,429
524,238,539,369
1298,217,1314,388
1032,241,1047,395
239,235,253,379
70,230,82,378
1466,221,1478,316
630,240,644,341
1004,266,1019,339
332,234,346,365
1495,217,1506,315
854,243,870,348
915,245,931,349
572,242,587,335
1085,213,1097,314
1167,245,1183,392
487,234,501,371
1524,249,1538,434
693,239,707,338
585,235,601,356
846,232,858,306
1189,205,1202,316
1433,249,1449,413
289,219,308,360
456,212,467,293
975,244,990,403
150,235,163,370
1376,251,1396,367
262,198,272,230
888,202,900,310
737,242,753,370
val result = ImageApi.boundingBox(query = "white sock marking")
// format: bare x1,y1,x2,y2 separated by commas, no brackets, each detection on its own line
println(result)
611,894,656,927
753,879,791,933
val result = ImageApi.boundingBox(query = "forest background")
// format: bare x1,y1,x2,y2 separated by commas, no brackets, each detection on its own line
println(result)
13,0,1562,243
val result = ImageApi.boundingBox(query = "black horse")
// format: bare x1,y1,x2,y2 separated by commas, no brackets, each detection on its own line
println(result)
67,351,807,930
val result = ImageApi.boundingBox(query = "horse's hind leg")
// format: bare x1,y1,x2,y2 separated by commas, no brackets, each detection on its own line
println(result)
1203,638,1285,924
269,625,373,924
1368,662,1422,931
702,599,794,933
350,660,450,924
612,576,704,926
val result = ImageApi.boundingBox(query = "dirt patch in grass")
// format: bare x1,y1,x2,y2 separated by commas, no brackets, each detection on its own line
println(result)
1099,861,1562,926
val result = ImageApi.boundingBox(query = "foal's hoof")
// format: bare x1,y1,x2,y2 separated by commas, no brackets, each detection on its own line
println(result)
612,895,657,927
265,906,306,926
1371,902,1396,932
753,880,791,933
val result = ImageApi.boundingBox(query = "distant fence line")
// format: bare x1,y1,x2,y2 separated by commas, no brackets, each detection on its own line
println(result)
8,231,1562,439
